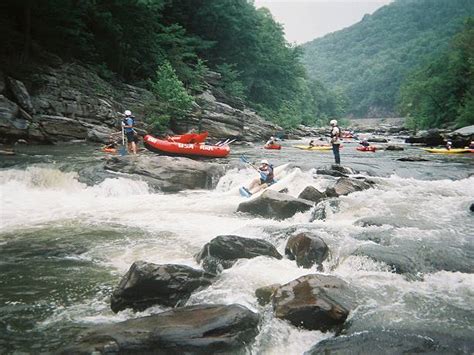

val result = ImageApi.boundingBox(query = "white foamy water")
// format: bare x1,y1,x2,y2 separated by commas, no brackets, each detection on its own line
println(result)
0,163,473,354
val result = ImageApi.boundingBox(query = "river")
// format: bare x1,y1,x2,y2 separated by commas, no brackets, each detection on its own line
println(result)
0,138,473,354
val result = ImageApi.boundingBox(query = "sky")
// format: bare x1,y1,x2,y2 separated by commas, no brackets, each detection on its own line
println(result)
254,0,394,44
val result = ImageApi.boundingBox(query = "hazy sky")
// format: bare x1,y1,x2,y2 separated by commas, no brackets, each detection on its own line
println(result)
254,0,394,44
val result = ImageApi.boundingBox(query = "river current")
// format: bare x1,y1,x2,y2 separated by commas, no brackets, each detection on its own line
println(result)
0,139,473,354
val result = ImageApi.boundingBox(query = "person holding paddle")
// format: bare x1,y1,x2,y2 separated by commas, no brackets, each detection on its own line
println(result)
122,110,137,155
240,159,275,196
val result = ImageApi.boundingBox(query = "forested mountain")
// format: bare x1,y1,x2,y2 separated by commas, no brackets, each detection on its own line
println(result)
302,0,474,118
0,0,345,130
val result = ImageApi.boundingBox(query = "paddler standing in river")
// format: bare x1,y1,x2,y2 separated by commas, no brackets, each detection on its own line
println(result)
330,119,341,164
122,110,137,155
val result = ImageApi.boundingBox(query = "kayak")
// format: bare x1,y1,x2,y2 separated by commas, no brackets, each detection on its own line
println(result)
422,148,473,154
293,145,343,151
264,144,282,150
357,146,377,152
167,132,208,144
101,147,117,154
144,135,230,158
239,163,291,198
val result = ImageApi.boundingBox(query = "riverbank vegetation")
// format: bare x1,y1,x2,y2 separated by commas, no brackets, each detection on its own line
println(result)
0,0,345,129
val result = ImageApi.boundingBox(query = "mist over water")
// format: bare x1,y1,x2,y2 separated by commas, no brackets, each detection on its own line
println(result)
0,141,473,354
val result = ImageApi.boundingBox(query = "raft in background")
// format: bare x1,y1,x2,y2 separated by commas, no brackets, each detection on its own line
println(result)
356,146,377,152
264,144,282,150
144,135,230,158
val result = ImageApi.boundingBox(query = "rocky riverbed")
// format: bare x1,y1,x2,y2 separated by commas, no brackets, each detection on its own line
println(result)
0,138,473,354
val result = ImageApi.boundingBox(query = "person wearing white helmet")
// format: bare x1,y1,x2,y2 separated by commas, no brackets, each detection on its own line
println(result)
122,110,137,154
265,136,277,146
330,119,341,164
241,159,275,196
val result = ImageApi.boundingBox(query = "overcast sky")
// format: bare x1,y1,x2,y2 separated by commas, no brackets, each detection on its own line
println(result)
254,0,394,44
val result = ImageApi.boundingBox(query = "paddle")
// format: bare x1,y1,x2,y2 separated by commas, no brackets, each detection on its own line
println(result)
240,155,259,171
119,126,127,156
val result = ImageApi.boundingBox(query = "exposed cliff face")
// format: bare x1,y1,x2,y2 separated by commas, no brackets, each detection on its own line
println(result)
0,60,280,145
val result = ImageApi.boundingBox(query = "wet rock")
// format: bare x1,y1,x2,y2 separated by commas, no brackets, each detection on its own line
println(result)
397,156,429,162
86,125,115,143
0,71,5,94
285,232,329,269
470,203,474,212
7,77,34,114
315,168,348,178
298,186,326,204
405,129,445,146
237,190,314,220
272,274,355,331
355,216,420,228
385,145,404,151
325,178,372,197
104,155,225,193
195,235,282,274
304,330,440,355
368,137,388,143
316,165,357,178
110,261,215,313
330,165,358,175
65,304,260,354
446,125,474,148
39,115,88,140
309,200,340,222
255,283,280,306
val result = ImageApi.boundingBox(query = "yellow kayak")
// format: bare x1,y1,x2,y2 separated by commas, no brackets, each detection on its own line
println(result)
422,148,472,154
293,145,333,151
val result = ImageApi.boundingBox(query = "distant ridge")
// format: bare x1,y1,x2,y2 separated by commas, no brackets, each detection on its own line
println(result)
301,0,474,118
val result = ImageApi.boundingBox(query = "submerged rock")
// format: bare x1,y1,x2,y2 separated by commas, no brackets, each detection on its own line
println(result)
237,190,314,220
104,155,225,192
309,199,340,222
255,283,281,306
470,203,474,212
272,274,355,331
285,232,329,269
110,261,215,313
65,304,260,354
325,177,372,197
397,156,429,162
385,145,404,151
304,330,441,355
195,235,282,274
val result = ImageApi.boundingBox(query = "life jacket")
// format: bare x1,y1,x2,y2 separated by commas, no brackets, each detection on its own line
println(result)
260,164,274,183
330,126,341,144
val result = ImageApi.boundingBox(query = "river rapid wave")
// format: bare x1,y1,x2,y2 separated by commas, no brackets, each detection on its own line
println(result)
0,141,473,354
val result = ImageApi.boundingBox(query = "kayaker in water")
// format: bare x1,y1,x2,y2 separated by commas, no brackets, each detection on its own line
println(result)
330,119,341,164
360,139,370,148
309,140,315,147
265,136,277,146
469,141,474,149
446,140,453,150
242,159,275,196
122,110,137,155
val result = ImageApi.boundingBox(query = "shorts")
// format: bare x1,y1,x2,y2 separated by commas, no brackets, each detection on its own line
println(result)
126,131,135,143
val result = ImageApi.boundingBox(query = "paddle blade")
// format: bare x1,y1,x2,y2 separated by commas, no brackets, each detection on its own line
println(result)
119,146,127,156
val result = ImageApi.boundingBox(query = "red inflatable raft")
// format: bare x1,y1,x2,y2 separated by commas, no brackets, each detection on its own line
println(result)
264,144,282,150
167,132,208,144
144,135,230,158
357,146,377,152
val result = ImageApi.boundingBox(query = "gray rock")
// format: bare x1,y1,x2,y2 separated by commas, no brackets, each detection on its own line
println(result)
104,155,225,192
470,203,474,212
65,304,259,354
237,190,314,220
315,165,357,178
309,199,340,222
315,168,348,178
86,125,115,143
195,235,282,274
285,232,329,269
38,115,88,140
405,129,445,146
325,178,372,197
7,77,34,114
255,283,280,306
272,274,355,331
0,95,19,121
0,71,5,94
385,145,404,151
368,137,388,143
397,156,429,162
110,261,215,313
298,186,326,204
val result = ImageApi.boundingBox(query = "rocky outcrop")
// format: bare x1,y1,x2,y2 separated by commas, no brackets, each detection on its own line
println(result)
272,274,355,331
385,144,404,151
104,155,225,192
110,261,215,313
298,186,326,204
255,284,281,306
446,125,474,147
237,190,314,220
285,232,329,269
470,203,474,212
405,128,447,146
367,137,388,143
325,177,372,197
65,304,260,354
397,156,429,162
315,165,357,178
195,235,282,274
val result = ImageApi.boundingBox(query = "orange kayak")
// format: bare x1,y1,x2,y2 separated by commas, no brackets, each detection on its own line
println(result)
144,135,230,158
167,132,208,144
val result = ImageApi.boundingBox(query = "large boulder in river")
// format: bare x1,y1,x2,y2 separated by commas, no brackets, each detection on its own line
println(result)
325,177,372,197
237,190,314,220
195,235,282,274
285,232,329,269
298,186,326,204
104,155,225,192
110,261,215,313
315,164,357,178
64,304,260,354
272,274,354,331
446,125,474,147
405,129,445,146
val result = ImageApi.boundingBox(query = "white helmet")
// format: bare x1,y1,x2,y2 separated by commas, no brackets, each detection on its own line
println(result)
124,110,132,116
261,159,269,165
330,119,337,126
